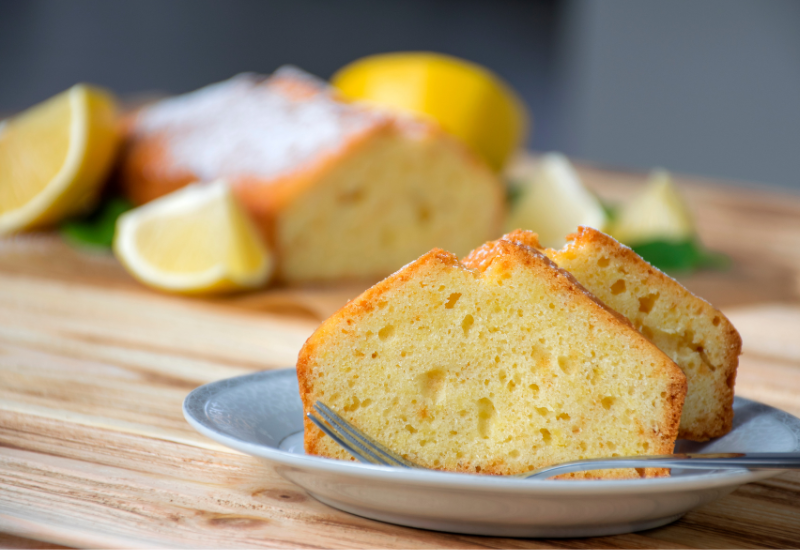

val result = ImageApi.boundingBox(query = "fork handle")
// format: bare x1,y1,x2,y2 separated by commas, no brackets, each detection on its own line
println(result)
521,452,800,479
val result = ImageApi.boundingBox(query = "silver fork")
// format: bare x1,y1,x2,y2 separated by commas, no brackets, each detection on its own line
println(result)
307,401,800,480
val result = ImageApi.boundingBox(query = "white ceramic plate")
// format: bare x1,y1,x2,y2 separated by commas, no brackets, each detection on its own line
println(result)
183,368,800,538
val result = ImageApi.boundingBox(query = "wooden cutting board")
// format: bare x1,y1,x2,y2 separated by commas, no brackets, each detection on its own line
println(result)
2,163,800,549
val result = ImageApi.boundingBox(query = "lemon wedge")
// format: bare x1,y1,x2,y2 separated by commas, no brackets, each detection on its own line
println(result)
332,52,529,171
113,181,272,294
0,84,119,235
506,153,607,248
610,170,695,246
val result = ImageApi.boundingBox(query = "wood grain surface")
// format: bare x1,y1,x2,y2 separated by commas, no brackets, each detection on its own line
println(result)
2,162,800,548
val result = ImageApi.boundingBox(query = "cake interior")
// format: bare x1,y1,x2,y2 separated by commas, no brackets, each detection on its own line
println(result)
302,250,682,477
276,130,502,283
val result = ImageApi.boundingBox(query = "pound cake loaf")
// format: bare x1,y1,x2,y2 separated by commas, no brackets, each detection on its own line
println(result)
120,67,504,284
524,227,741,441
298,237,687,478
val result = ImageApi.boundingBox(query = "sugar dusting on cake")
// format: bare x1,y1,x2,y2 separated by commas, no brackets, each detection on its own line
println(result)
134,67,385,181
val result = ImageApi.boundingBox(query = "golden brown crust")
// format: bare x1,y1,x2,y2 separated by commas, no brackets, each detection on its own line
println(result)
554,226,741,440
299,237,687,477
297,249,462,456
462,234,687,452
119,73,504,285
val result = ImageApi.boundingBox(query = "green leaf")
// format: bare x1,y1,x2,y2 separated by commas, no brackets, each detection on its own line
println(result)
504,178,526,209
600,200,619,224
60,197,134,249
631,239,730,273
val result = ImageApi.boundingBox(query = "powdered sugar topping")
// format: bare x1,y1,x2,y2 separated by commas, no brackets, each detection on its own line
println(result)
134,67,384,182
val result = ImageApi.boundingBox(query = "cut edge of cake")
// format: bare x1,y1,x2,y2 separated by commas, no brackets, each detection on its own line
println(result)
298,239,687,479
530,226,741,441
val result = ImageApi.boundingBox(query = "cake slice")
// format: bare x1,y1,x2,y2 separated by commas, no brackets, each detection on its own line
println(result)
120,67,504,284
297,238,687,478
508,227,741,441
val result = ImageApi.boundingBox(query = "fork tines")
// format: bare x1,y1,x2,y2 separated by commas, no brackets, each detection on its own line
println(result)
307,401,418,468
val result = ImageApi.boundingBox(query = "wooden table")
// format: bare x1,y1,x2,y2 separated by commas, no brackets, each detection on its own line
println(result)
2,162,800,549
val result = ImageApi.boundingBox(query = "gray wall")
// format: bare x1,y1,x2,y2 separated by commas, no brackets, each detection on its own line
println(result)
2,0,799,190
556,0,800,190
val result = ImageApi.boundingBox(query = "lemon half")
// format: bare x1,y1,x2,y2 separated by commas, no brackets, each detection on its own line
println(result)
0,84,119,235
114,181,272,294
332,52,529,171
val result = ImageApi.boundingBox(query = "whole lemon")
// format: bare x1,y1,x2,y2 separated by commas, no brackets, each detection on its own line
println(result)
332,52,529,171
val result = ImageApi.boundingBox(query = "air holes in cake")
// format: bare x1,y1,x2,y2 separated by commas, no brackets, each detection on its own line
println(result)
462,314,474,335
405,424,417,434
597,257,610,268
638,293,659,314
344,397,361,412
606,441,616,451
579,441,587,452
642,442,650,452
536,407,549,417
557,356,572,374
400,350,407,358
548,303,555,310
713,316,721,326
418,369,446,404
378,325,395,341
557,413,570,421
602,396,616,409
371,352,378,359
354,349,365,357
540,428,552,444
475,466,482,473
529,383,540,394
477,398,495,439
508,450,520,459
610,279,626,295
445,292,462,309
507,375,519,391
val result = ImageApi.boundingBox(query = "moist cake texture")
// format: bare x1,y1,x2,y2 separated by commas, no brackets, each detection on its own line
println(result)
120,67,504,284
533,227,741,441
298,237,687,478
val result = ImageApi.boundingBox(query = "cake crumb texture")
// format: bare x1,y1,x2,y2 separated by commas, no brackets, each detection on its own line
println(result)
544,226,741,441
298,238,686,479
120,67,504,283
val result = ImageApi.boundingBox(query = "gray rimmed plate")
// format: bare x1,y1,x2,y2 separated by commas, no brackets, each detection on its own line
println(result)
183,368,800,538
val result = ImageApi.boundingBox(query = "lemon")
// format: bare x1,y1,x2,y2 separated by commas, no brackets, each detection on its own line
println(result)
0,84,119,235
610,170,695,246
113,181,272,294
506,153,607,248
332,52,529,171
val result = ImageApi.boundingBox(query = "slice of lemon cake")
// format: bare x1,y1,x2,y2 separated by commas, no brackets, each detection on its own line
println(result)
120,67,504,284
514,227,741,441
297,238,686,478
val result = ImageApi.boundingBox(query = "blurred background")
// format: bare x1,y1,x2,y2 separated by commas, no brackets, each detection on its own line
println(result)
1,0,798,190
